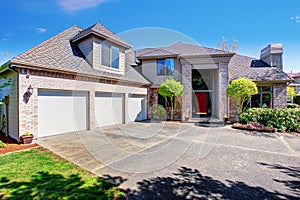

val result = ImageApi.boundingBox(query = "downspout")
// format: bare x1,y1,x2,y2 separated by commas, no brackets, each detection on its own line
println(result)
7,64,20,140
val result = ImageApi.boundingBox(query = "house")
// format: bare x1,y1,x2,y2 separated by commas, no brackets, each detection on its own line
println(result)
0,22,292,140
135,43,291,121
0,23,150,140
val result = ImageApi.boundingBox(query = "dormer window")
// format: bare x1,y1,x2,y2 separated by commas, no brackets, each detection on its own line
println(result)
101,43,120,69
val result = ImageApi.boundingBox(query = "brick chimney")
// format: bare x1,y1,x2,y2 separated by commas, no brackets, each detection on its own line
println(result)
260,44,283,70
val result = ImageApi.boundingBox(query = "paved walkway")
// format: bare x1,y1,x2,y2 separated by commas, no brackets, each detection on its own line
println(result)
37,122,300,199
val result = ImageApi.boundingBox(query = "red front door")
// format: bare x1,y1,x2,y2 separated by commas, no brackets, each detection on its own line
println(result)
196,93,207,114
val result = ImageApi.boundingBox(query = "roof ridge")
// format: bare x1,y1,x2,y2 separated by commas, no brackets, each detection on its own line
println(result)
71,22,131,48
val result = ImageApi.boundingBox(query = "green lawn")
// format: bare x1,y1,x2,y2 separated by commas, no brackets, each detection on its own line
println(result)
0,147,125,200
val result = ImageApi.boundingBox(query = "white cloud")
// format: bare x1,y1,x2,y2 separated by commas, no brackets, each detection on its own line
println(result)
57,0,107,12
291,15,300,23
36,27,47,33
2,38,8,42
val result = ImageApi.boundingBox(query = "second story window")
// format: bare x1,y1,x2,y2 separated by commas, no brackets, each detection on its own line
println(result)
157,58,174,76
101,43,120,69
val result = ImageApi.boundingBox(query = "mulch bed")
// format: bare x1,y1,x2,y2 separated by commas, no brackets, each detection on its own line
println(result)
0,133,39,155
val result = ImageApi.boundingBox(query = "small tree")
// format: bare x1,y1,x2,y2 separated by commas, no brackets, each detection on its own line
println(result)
287,86,296,102
226,78,258,114
158,78,184,120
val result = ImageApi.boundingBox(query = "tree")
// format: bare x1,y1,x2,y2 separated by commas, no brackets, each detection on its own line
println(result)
0,51,12,103
287,86,296,102
226,78,258,114
158,78,184,120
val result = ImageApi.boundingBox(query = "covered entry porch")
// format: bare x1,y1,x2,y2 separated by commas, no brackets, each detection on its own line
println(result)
180,54,233,121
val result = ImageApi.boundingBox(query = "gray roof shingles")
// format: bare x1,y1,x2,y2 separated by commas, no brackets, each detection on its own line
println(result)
137,42,291,82
10,25,150,85
228,54,291,82
136,42,226,58
72,22,131,48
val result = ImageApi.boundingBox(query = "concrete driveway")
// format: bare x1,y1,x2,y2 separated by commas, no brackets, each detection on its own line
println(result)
37,122,300,199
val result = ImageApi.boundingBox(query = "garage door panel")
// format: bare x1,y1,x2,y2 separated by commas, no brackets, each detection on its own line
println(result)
95,92,123,127
128,95,146,122
38,90,88,137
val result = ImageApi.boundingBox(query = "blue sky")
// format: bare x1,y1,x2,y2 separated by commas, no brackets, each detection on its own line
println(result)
1,0,299,72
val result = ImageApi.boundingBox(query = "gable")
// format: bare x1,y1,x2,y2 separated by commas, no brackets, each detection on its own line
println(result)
9,25,150,85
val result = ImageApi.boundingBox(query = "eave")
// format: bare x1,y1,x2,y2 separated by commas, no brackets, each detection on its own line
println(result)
9,61,150,86
70,29,132,49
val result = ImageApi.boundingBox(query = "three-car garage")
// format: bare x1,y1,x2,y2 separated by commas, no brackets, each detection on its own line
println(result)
37,89,147,137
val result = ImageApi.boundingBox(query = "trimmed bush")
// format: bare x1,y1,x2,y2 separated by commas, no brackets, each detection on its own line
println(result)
240,108,300,132
0,139,6,148
151,104,167,120
287,103,300,108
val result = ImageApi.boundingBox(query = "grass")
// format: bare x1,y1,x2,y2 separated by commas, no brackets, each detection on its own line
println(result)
0,147,125,199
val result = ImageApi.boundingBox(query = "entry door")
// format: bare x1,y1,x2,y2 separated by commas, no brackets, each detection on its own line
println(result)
196,93,207,114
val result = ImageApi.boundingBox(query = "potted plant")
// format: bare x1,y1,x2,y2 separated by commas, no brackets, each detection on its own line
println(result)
20,131,33,144
223,114,229,123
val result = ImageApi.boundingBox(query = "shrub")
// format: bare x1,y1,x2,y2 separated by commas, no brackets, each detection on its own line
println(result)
226,78,258,114
240,108,300,132
287,103,300,108
151,104,167,120
0,139,6,148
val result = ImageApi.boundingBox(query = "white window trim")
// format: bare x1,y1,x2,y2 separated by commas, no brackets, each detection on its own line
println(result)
101,43,120,69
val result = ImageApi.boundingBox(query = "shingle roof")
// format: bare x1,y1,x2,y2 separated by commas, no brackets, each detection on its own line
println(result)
71,22,131,48
229,54,291,82
137,42,291,82
136,42,227,58
287,72,300,78
10,25,150,85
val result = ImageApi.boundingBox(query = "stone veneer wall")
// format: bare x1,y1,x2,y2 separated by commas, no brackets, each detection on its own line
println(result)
218,63,229,119
18,68,147,138
181,64,192,121
273,83,287,108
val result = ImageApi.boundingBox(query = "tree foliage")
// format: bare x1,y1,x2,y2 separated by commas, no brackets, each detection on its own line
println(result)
158,78,184,120
226,78,258,114
287,86,296,100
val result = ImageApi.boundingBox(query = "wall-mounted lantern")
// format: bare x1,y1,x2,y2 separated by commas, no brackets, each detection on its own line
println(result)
23,85,33,104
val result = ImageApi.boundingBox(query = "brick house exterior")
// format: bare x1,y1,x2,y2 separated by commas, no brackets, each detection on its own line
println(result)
0,23,150,140
136,43,291,122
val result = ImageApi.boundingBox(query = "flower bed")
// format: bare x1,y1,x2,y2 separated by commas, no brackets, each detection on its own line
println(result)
232,122,277,133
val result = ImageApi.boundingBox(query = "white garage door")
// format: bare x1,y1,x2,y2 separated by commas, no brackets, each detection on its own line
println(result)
128,94,147,122
38,90,88,137
95,92,124,127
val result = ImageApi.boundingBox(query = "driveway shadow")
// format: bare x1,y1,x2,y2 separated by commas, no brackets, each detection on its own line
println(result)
258,162,300,197
126,167,297,199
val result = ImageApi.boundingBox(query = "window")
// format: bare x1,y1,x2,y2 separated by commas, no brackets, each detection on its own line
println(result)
157,59,174,76
101,43,120,69
111,46,119,69
246,86,273,108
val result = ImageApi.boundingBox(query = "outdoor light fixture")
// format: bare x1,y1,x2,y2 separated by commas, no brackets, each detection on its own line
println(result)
26,85,33,96
23,85,33,104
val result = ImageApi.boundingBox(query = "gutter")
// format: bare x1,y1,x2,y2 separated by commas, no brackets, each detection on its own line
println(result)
10,61,150,86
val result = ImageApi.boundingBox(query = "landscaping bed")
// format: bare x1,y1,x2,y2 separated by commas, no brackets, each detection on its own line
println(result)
235,108,300,133
0,134,38,155
0,147,125,199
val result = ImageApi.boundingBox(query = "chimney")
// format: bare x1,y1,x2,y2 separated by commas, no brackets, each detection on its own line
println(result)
260,44,283,70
